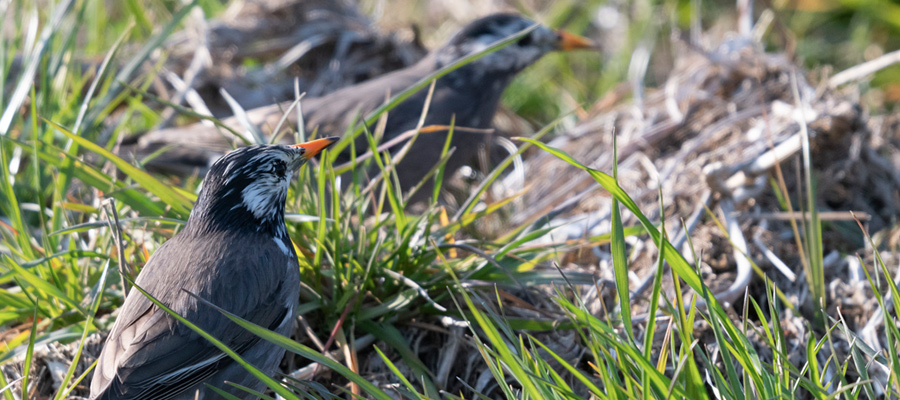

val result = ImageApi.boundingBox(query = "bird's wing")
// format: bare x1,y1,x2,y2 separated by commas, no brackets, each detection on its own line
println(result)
91,235,297,400
301,59,432,138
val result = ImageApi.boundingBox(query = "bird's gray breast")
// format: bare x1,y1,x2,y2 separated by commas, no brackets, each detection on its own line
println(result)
208,232,299,308
145,229,300,328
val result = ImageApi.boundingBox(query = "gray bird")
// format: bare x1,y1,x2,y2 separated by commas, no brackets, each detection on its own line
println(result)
90,137,338,400
131,13,593,200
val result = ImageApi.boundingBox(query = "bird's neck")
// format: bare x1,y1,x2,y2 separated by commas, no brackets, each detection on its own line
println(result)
184,188,288,239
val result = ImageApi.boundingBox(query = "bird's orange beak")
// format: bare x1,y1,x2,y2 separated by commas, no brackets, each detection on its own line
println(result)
293,137,339,159
556,30,595,51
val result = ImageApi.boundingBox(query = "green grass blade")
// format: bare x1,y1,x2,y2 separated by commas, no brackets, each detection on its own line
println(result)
455,282,545,397
515,138,741,332
125,279,301,400
0,374,17,400
372,345,426,400
0,0,75,135
20,305,38,399
2,255,86,315
531,335,605,398
0,138,36,259
184,292,396,400
609,130,632,342
57,360,97,400
83,0,199,130
45,118,193,216
205,385,244,400
224,381,278,400
358,320,438,398
453,112,564,220
4,136,166,216
52,260,111,400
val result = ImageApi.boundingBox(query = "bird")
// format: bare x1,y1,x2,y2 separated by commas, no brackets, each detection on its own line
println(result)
90,137,338,400
129,13,594,201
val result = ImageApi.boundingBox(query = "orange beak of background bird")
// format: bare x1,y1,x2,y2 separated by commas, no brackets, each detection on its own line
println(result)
293,137,340,159
557,30,595,51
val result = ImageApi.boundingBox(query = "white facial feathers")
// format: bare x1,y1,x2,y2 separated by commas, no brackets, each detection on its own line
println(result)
234,151,294,221
241,168,292,221
216,148,301,231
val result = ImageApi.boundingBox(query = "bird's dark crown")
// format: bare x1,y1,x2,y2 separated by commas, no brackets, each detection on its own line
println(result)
185,144,307,238
436,13,560,76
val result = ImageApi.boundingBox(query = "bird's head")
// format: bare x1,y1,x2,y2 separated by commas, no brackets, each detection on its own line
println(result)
435,13,594,76
186,137,338,237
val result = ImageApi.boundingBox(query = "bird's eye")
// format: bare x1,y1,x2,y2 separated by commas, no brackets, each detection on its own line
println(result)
517,35,533,47
273,162,287,177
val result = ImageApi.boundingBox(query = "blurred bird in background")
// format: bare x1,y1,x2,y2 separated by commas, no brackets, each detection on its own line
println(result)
129,13,594,204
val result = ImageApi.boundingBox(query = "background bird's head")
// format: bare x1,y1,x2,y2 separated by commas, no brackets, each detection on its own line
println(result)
186,138,337,236
435,13,594,77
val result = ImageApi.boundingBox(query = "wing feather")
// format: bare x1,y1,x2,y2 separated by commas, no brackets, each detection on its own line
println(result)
91,230,297,400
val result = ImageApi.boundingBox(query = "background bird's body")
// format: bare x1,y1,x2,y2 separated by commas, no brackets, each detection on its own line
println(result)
135,50,508,187
308,56,515,190
131,14,592,200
